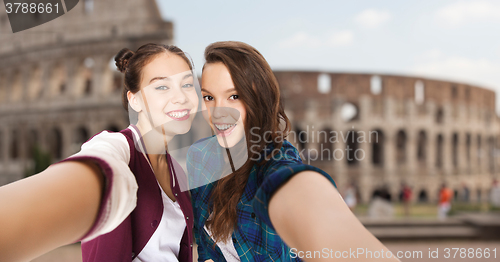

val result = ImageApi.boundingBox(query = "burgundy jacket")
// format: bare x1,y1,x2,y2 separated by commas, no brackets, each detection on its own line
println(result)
62,127,193,262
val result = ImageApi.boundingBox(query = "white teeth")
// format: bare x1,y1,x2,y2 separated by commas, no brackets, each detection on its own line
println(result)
168,110,188,118
214,124,235,131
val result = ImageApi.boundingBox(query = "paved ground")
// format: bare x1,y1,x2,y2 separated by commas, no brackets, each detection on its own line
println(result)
31,240,500,262
29,213,500,261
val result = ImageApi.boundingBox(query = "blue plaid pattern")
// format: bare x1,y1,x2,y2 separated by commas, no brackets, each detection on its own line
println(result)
188,137,337,262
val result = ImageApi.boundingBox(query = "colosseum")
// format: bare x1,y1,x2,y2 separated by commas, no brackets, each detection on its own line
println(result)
0,0,498,205
0,0,172,185
274,71,500,203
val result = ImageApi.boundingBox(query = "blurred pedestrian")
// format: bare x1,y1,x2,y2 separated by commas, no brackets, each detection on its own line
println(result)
343,183,357,211
438,183,453,220
401,183,412,217
490,179,500,208
461,182,470,202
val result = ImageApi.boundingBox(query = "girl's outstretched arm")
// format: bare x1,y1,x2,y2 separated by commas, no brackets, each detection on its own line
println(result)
269,171,400,262
0,161,103,262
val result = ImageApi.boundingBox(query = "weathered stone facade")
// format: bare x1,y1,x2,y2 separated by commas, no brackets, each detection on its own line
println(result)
274,71,500,204
0,0,173,185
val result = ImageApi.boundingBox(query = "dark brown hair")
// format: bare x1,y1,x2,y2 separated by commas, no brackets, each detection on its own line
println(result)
115,43,192,110
203,41,291,243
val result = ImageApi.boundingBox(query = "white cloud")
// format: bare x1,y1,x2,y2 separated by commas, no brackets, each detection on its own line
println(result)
436,1,500,26
419,49,443,61
412,56,500,113
354,9,391,28
327,30,354,46
278,31,354,49
412,56,500,93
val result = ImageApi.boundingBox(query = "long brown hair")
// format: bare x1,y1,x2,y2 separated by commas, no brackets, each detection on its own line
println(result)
203,41,291,242
114,43,192,110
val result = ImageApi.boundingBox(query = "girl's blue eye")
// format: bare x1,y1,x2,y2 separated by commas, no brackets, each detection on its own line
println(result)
182,83,194,88
155,86,169,90
203,95,214,101
229,95,239,100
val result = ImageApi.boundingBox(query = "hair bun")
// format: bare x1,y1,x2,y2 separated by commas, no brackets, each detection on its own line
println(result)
115,48,135,73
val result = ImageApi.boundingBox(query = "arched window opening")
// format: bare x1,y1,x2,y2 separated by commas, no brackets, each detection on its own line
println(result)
452,133,459,168
396,130,407,164
370,75,382,95
346,130,360,166
319,128,334,160
48,128,63,160
317,73,331,94
436,134,444,168
417,130,427,163
371,129,384,166
415,80,425,104
436,107,444,124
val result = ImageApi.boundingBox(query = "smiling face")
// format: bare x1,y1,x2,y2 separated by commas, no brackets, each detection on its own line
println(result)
130,52,198,138
201,62,246,148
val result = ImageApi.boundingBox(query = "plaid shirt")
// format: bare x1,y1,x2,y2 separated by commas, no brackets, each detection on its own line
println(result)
188,137,337,262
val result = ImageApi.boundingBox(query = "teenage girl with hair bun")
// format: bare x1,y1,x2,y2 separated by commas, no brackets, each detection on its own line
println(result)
0,43,198,262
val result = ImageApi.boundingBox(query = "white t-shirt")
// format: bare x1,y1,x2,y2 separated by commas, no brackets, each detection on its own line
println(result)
204,222,240,261
134,186,186,261
69,126,186,260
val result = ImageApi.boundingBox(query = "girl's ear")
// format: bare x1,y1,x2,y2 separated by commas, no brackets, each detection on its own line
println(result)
127,91,142,113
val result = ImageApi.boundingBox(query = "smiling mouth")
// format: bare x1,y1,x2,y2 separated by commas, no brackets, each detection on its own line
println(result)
214,123,237,137
167,109,190,120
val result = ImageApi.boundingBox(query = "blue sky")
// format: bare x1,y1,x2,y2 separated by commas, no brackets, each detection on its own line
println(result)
156,0,500,111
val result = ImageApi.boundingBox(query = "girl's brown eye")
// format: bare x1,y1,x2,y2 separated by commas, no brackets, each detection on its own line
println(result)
229,95,239,100
203,95,214,101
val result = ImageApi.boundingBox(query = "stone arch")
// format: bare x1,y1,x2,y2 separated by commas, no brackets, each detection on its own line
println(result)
370,75,382,95
83,58,94,96
435,107,444,124
50,62,66,96
11,69,23,102
0,130,3,160
436,134,444,168
417,130,427,163
27,65,42,101
0,72,6,103
396,129,407,164
346,129,360,166
75,126,90,145
466,133,471,167
10,129,20,160
414,80,425,104
25,129,38,159
488,136,495,173
452,133,459,168
317,73,331,94
371,129,384,167
319,127,334,160
74,58,93,97
477,134,482,167
418,189,428,202
47,127,63,160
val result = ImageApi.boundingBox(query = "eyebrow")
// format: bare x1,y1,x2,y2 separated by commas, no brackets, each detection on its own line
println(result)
148,73,193,84
201,87,236,93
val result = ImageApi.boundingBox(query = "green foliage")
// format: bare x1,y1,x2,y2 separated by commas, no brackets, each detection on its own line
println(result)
24,145,52,178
